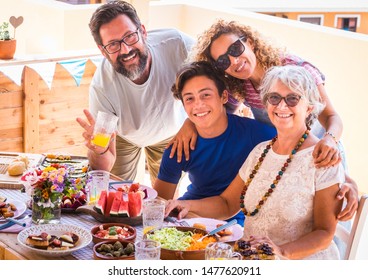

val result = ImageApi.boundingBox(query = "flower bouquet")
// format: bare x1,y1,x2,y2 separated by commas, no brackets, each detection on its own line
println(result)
21,164,87,224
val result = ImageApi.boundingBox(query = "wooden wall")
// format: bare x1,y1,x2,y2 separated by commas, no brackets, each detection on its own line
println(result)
0,59,97,156
0,74,23,152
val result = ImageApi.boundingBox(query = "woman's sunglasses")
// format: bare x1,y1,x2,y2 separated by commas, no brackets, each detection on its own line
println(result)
214,36,246,71
266,93,303,107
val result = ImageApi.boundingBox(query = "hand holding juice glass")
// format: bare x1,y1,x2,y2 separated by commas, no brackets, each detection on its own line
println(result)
91,111,119,148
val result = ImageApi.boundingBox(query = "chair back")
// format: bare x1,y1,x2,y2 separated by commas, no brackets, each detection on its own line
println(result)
335,194,368,259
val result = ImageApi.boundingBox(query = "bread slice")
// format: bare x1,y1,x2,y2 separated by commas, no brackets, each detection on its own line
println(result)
26,236,49,249
193,223,206,231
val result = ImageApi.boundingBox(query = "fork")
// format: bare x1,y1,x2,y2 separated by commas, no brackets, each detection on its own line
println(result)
164,216,190,227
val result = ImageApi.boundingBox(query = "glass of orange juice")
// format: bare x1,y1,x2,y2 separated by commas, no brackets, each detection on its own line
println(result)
91,111,119,148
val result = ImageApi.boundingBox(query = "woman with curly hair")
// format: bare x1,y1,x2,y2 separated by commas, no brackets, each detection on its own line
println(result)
171,19,358,221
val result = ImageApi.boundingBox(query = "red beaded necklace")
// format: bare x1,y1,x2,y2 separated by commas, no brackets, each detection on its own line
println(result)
240,127,310,217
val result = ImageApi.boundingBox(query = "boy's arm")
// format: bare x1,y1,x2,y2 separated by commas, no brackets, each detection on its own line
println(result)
153,178,178,201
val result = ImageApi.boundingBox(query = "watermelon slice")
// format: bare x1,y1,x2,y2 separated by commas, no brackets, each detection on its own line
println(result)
104,191,116,217
95,190,107,215
109,191,122,217
118,197,129,217
128,192,142,217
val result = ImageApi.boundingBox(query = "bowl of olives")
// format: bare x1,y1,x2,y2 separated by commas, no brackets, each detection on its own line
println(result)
93,240,135,260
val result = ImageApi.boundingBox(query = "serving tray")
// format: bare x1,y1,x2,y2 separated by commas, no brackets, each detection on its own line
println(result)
0,152,44,189
76,204,142,226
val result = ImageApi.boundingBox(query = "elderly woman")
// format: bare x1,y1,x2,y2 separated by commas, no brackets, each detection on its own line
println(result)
172,19,358,220
165,65,345,259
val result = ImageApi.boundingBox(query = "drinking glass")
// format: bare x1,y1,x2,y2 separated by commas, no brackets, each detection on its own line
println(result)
134,240,161,260
142,199,165,235
87,170,110,205
205,242,242,260
91,111,119,148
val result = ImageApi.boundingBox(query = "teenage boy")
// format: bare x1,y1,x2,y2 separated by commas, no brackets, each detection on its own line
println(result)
153,61,276,226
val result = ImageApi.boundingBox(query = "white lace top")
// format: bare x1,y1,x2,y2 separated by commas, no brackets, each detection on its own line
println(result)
239,141,345,260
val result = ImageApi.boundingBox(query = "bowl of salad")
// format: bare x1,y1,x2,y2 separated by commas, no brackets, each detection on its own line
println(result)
91,223,136,244
144,226,217,260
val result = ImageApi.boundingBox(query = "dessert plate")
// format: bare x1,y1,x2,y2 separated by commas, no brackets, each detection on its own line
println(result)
17,224,92,257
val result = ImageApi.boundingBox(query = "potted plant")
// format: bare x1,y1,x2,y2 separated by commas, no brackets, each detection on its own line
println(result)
0,16,23,60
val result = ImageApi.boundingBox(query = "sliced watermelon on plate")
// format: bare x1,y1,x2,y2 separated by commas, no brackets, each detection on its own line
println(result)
128,192,142,218
109,191,122,217
118,198,129,217
95,190,107,215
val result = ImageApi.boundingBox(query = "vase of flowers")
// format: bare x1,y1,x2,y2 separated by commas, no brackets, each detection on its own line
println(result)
21,164,85,224
31,192,62,224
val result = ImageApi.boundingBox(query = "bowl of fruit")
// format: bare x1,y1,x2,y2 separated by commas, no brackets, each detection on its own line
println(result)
90,223,136,244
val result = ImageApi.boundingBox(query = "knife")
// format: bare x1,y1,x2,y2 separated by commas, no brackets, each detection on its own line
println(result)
198,219,237,241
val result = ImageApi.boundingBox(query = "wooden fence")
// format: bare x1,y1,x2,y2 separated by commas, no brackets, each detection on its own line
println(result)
0,59,98,156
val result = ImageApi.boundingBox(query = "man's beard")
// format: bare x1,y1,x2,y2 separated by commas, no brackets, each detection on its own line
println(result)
112,48,149,81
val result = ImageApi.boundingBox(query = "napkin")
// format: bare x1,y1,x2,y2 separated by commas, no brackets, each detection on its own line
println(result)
0,216,32,233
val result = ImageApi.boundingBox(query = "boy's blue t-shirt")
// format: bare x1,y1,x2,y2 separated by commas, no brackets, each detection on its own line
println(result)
158,114,276,226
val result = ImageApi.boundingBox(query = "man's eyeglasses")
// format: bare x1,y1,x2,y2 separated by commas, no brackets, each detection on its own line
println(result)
266,93,303,107
102,28,140,54
214,36,246,71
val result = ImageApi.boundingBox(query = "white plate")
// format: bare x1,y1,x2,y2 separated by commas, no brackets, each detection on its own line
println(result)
0,200,27,223
109,182,157,200
182,217,244,243
17,224,92,257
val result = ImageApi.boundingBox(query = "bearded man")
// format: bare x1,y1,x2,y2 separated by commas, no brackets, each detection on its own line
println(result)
77,1,194,184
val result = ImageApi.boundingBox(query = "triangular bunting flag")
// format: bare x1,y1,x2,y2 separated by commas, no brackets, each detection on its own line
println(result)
59,58,88,86
27,62,57,89
0,64,25,86
90,56,104,68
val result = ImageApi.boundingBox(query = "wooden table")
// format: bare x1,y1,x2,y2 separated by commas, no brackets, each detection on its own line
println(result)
0,188,200,260
0,188,116,260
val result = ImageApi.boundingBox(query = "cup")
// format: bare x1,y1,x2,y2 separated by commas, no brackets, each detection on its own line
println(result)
91,111,119,148
142,199,165,235
205,242,242,260
87,170,110,205
134,240,161,260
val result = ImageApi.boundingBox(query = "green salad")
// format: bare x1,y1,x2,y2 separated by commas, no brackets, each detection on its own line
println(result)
146,227,194,250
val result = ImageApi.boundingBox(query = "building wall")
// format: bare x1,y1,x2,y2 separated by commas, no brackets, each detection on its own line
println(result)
267,12,368,35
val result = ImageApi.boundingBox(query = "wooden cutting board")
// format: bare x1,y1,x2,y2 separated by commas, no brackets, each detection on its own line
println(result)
0,152,44,189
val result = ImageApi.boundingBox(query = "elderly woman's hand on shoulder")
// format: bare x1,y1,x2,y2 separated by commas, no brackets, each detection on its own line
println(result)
312,136,341,168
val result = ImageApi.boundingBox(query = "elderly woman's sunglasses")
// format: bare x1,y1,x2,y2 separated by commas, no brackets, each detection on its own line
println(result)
214,36,246,71
266,93,302,107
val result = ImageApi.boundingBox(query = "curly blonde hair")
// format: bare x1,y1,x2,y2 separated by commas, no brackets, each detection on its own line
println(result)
190,19,286,102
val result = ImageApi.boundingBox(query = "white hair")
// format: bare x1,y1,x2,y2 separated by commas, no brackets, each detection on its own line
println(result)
260,65,325,125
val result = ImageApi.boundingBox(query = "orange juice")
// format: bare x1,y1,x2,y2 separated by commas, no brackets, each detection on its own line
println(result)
88,191,102,205
143,226,156,235
91,133,111,148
